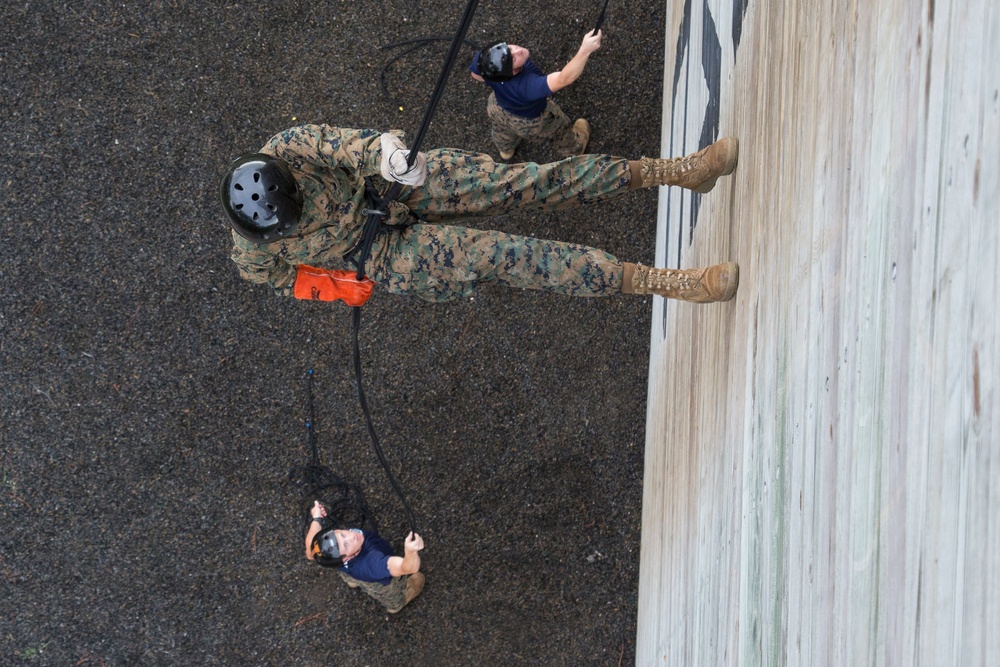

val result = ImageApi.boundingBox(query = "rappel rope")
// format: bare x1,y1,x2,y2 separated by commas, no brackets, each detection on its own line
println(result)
346,0,482,536
594,0,612,31
379,36,482,109
346,0,607,533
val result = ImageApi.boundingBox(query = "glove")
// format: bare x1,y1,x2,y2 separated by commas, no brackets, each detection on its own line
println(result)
379,133,427,187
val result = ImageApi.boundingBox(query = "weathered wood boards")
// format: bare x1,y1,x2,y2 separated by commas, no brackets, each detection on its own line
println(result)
638,1,999,664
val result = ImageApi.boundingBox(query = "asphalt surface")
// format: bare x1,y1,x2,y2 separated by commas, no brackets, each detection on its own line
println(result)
1,1,664,664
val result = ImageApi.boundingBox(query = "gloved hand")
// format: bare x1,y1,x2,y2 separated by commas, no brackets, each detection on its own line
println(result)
379,133,427,187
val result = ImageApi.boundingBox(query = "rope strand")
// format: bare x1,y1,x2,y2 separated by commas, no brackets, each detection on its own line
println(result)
346,0,482,533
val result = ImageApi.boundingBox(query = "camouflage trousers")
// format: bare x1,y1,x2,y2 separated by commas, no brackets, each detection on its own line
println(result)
369,150,633,302
338,570,409,612
486,93,584,157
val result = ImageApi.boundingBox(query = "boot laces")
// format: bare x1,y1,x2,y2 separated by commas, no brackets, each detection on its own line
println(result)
641,152,705,185
634,264,704,294
647,267,702,292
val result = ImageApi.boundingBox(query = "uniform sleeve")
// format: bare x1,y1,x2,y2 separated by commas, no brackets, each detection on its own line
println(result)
263,125,402,181
230,232,297,297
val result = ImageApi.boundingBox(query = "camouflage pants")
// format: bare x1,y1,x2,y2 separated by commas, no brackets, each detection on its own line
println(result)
338,570,409,612
486,93,584,157
369,150,633,302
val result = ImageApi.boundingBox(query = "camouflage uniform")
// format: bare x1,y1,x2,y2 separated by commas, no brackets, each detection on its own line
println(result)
230,125,633,303
337,570,409,612
486,92,584,157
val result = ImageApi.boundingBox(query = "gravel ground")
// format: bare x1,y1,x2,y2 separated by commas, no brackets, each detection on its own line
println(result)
1,1,664,664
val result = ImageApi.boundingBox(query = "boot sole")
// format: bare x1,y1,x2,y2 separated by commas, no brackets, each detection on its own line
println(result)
693,137,739,194
715,262,739,301
682,262,739,302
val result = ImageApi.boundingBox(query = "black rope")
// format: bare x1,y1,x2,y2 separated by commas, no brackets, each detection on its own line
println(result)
288,370,380,537
406,0,481,166
379,36,482,109
345,0,482,537
351,306,417,532
594,0,612,31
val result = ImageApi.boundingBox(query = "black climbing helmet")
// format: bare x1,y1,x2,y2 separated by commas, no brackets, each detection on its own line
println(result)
477,41,514,82
220,153,303,244
311,527,344,568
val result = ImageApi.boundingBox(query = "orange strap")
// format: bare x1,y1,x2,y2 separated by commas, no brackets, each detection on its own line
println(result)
293,265,374,306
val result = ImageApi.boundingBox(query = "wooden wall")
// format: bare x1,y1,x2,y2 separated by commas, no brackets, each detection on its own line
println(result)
637,1,999,664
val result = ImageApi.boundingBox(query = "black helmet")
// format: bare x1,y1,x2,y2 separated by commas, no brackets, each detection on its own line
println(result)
311,527,344,568
477,41,514,82
220,153,303,244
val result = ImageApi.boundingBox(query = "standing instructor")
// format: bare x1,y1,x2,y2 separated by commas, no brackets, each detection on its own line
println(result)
306,500,426,613
470,29,603,160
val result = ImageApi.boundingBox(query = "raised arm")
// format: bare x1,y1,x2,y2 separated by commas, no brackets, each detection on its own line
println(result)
304,501,327,561
546,30,602,93
386,532,424,577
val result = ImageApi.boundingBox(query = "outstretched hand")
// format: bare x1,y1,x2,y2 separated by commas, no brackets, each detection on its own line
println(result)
404,531,424,553
580,29,602,55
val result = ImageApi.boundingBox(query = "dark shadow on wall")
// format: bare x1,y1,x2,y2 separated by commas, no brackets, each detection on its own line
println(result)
662,0,749,333
668,0,749,258
733,0,750,50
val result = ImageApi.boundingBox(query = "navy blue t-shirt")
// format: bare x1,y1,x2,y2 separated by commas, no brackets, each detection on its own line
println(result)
338,530,394,585
469,56,551,119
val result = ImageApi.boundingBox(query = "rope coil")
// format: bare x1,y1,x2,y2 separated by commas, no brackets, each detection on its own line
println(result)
289,370,380,536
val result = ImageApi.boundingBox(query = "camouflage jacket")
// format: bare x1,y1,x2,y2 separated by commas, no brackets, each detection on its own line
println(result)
229,125,413,296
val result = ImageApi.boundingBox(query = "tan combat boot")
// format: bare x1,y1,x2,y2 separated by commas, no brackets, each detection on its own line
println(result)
623,262,739,302
631,137,739,193
573,118,591,154
388,572,425,613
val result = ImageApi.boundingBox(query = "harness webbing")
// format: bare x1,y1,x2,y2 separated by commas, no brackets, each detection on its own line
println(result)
346,0,481,535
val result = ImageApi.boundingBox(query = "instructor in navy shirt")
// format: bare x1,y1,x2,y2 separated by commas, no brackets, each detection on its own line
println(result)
470,29,603,160
305,500,426,613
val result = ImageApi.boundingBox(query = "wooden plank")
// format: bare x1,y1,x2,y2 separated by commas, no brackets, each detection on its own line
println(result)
637,1,1000,665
